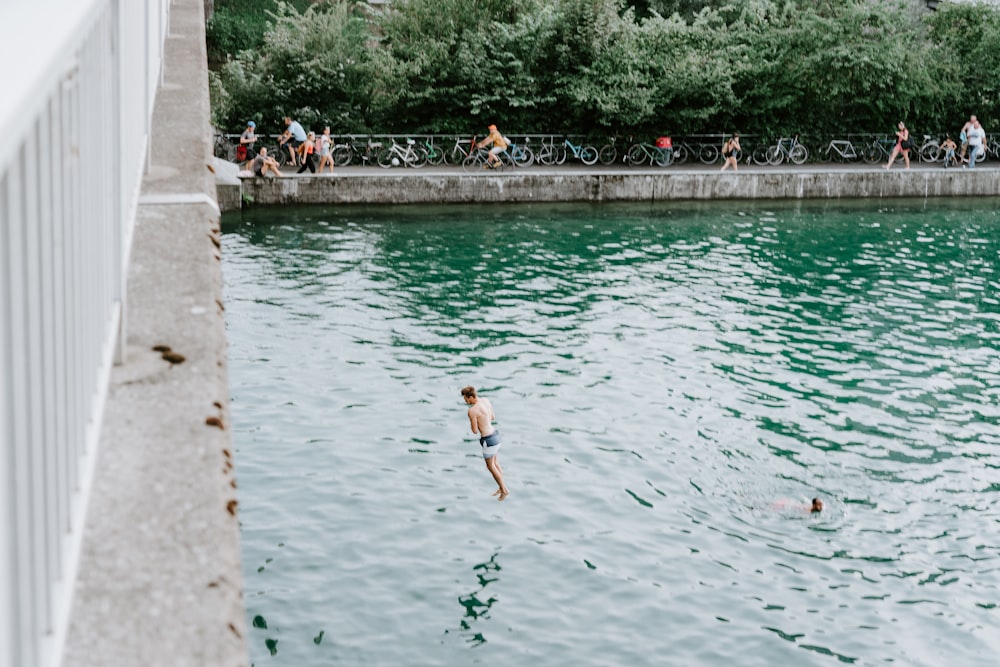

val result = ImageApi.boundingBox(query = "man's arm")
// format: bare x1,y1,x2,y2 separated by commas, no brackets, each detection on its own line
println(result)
468,409,479,434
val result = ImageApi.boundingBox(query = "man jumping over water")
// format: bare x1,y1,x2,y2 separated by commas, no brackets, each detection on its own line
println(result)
461,386,510,500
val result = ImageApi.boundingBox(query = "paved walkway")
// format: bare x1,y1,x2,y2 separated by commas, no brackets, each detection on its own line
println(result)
264,158,997,177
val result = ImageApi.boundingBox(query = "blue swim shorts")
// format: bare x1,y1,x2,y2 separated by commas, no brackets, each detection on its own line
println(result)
480,430,501,459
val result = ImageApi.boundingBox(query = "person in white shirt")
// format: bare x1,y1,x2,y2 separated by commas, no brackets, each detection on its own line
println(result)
965,119,987,169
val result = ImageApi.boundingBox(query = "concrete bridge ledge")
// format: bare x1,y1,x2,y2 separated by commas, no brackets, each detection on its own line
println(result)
224,167,1000,212
63,1,247,666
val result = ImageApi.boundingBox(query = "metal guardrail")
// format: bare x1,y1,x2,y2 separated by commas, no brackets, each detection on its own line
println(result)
0,1,170,666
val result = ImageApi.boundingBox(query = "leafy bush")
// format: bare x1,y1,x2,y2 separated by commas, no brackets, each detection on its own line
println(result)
210,0,1000,138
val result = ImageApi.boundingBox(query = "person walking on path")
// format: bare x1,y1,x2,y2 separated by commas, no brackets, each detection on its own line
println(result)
476,124,509,168
883,121,911,170
461,386,510,500
965,119,987,169
316,126,335,174
296,131,318,173
720,133,741,172
959,114,977,164
279,116,308,167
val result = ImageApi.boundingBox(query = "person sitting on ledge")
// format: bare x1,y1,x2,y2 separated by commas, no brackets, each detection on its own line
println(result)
251,147,283,178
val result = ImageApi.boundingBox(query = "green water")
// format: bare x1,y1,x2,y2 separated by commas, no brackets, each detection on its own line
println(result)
223,199,1000,667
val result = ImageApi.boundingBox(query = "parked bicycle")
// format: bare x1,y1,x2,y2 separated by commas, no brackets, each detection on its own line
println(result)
821,138,862,163
213,133,237,161
331,136,382,167
863,136,903,165
598,137,619,165
626,139,674,166
377,137,427,168
421,137,447,166
446,136,478,165
765,135,808,165
672,137,720,165
506,138,535,168
535,136,562,166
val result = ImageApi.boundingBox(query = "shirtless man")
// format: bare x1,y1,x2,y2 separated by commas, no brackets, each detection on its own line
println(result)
461,386,509,500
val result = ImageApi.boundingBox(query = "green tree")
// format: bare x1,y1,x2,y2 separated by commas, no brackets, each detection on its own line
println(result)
211,1,377,132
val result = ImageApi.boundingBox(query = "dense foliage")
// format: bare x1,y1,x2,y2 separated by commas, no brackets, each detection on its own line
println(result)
209,0,1000,138
206,0,316,65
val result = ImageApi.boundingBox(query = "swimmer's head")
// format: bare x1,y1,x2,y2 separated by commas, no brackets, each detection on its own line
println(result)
811,498,823,513
461,386,477,403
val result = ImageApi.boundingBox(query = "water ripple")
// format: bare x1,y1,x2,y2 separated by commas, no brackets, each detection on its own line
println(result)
225,201,1000,667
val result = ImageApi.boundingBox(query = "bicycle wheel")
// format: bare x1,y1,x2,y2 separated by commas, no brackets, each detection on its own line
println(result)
377,147,396,168
580,146,598,166
426,144,445,166
332,145,353,167
699,144,720,164
213,136,230,159
598,144,617,165
654,148,673,167
462,153,486,173
555,145,568,165
447,146,466,165
765,146,784,166
512,146,534,168
626,145,647,166
752,146,770,165
267,145,287,167
789,144,808,165
408,146,428,168
862,144,882,164
536,144,556,166
673,144,689,165
919,143,939,164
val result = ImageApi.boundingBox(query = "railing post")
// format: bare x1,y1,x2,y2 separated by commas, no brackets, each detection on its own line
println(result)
1,158,18,667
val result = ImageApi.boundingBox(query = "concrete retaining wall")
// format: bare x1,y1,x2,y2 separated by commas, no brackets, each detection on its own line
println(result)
227,167,1000,212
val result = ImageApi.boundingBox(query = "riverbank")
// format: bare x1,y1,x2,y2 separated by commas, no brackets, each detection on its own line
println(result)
219,161,1000,212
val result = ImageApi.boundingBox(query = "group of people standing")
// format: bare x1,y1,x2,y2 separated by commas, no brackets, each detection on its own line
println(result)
237,116,336,176
884,114,988,170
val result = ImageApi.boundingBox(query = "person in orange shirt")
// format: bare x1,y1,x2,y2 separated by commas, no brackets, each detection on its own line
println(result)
476,124,509,168
297,131,317,174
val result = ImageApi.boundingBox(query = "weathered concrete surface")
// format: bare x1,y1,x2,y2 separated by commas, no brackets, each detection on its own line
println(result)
238,165,1000,207
63,1,247,666
214,157,242,212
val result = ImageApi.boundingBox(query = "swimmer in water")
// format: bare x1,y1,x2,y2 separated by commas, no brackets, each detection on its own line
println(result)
773,497,823,513
461,386,509,500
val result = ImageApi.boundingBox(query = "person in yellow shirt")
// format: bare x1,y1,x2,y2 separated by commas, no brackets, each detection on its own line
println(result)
477,123,509,168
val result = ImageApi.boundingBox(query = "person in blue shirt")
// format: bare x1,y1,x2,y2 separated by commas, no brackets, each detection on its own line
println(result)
279,116,308,167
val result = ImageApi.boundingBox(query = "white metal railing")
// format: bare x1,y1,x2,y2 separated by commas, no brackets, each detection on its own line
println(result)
0,1,171,666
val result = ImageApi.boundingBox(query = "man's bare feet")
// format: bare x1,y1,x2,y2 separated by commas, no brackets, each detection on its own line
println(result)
492,489,502,496
498,491,509,501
